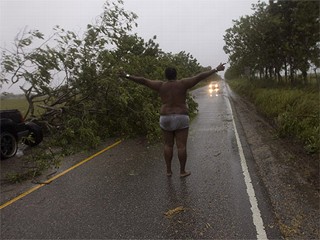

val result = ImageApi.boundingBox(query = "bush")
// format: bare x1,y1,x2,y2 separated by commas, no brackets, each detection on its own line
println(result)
228,78,319,154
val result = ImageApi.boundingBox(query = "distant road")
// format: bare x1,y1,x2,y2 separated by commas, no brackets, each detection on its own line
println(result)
0,81,281,239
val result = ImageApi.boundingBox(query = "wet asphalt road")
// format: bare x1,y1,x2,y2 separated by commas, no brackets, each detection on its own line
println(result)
1,82,280,239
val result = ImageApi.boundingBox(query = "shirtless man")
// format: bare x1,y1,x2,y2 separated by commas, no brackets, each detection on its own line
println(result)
120,63,225,177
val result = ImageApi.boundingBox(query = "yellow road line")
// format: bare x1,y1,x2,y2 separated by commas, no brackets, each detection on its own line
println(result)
0,140,122,210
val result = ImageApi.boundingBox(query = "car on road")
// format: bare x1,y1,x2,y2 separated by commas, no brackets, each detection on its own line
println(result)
209,82,219,90
208,81,219,96
0,109,43,159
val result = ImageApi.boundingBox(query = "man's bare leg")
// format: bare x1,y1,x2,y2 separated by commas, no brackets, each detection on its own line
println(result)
162,130,174,176
175,128,190,177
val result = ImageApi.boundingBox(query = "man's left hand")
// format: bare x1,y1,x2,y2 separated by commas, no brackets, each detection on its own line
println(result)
118,70,127,78
216,63,226,71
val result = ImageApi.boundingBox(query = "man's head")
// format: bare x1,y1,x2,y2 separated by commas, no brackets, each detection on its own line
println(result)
165,67,177,80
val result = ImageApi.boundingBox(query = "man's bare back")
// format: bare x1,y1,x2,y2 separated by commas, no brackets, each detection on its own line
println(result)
158,81,188,115
120,63,225,177
122,63,225,116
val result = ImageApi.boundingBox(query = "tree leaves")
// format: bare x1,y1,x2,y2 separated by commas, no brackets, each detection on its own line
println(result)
223,1,319,84
0,0,201,150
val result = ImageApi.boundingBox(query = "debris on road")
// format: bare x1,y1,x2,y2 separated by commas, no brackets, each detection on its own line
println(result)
164,206,185,218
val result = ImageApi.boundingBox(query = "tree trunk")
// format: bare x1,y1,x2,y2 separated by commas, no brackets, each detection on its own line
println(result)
315,68,320,88
302,70,307,85
284,62,288,84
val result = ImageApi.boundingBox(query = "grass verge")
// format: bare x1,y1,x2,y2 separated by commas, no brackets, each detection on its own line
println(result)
228,78,319,155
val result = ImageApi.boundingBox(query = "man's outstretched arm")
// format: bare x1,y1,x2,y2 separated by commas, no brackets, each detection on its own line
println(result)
120,73,163,91
182,63,226,89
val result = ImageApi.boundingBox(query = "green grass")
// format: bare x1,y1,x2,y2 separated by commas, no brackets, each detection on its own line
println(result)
1,97,45,117
1,97,29,115
228,78,319,154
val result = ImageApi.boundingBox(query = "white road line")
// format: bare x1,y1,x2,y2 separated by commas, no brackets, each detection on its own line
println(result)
227,98,268,240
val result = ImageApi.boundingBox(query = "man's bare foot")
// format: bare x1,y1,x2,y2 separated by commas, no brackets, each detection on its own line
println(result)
180,171,191,178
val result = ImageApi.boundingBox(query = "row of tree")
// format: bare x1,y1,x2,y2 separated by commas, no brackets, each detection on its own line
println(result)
223,0,319,85
0,0,213,149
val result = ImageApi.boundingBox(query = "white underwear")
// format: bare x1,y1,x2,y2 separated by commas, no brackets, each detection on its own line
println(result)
159,114,189,131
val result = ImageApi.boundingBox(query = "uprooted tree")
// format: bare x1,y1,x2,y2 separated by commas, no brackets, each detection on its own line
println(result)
1,0,208,151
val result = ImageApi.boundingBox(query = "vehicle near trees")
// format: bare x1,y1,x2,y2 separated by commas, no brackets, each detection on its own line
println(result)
0,109,43,159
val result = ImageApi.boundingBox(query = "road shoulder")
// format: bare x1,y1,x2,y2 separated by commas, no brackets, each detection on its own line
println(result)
228,85,319,239
0,138,121,205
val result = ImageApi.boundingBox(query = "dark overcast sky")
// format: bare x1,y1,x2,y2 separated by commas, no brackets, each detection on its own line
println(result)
0,0,259,93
